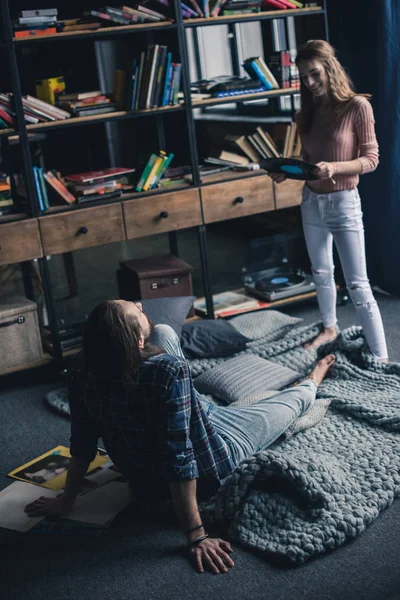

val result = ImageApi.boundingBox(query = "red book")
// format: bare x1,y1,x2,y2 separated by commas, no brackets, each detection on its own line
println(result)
0,108,14,126
262,0,288,9
64,167,136,184
274,0,297,8
14,27,57,38
44,171,76,204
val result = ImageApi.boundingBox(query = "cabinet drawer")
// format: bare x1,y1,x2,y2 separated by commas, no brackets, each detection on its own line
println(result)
201,176,274,224
0,219,42,266
123,189,202,239
274,179,304,210
39,204,124,255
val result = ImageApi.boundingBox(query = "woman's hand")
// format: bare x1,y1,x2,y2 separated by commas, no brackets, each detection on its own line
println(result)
25,494,74,518
189,537,234,574
269,172,287,184
314,162,336,180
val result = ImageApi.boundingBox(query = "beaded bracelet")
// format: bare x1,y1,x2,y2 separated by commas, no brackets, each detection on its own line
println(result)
184,523,204,535
187,534,209,547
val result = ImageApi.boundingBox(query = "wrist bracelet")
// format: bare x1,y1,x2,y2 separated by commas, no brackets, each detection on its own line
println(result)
184,523,204,535
187,534,209,547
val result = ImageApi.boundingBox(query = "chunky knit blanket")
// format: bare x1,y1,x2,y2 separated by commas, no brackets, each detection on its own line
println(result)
193,321,400,565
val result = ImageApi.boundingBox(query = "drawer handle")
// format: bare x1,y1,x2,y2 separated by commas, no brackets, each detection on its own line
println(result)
77,226,89,235
159,211,169,219
234,196,244,204
0,315,25,329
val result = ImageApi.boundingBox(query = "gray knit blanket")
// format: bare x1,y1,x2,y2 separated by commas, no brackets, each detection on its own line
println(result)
192,321,400,565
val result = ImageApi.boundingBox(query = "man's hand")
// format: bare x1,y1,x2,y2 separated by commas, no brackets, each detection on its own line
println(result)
189,537,234,574
314,161,335,180
269,172,287,184
24,494,74,518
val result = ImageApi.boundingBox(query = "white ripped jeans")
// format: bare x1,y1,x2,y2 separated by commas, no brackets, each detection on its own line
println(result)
301,186,388,360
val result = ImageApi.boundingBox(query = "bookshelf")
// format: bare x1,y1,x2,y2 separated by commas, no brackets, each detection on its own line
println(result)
0,0,329,373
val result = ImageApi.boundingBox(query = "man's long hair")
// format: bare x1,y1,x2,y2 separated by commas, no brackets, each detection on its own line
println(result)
295,39,370,134
83,301,161,385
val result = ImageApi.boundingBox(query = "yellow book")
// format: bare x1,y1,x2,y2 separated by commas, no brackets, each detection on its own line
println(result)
8,445,108,491
142,153,165,191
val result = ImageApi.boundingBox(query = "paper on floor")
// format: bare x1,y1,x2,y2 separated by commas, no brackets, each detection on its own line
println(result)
64,481,131,526
0,481,57,532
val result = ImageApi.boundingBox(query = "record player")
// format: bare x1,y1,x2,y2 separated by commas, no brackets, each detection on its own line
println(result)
241,234,316,302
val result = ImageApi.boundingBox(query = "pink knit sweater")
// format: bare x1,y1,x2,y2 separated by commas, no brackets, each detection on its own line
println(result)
296,96,379,193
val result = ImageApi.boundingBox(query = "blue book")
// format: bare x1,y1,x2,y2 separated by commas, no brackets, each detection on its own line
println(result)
32,167,44,211
215,85,268,97
38,167,49,209
171,63,182,105
243,60,273,90
161,52,172,106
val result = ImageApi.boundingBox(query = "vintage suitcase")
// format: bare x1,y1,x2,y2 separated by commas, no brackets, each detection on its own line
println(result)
0,293,43,371
117,254,194,316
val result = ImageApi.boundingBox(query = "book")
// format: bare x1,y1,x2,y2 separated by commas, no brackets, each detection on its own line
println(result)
224,134,260,161
14,27,57,38
194,290,271,318
8,445,109,491
20,9,58,17
142,152,166,190
44,171,76,204
210,149,250,166
64,167,136,184
135,154,158,191
61,91,103,101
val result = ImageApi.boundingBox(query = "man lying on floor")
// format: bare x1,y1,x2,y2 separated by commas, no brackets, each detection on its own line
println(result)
25,300,335,574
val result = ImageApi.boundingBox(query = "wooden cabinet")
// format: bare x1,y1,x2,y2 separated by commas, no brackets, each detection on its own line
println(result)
274,179,304,210
200,175,274,224
39,204,125,255
123,188,202,239
0,219,42,266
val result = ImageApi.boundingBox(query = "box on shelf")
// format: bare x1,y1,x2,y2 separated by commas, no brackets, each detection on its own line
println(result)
0,293,43,371
117,253,194,316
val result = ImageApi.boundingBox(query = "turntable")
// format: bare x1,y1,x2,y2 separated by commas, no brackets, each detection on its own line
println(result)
242,234,315,302
243,265,315,302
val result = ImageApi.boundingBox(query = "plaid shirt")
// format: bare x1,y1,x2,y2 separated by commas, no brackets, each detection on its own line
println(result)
68,352,234,499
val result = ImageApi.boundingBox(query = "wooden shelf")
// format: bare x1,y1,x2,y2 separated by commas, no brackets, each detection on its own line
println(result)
38,181,196,216
0,212,29,223
0,105,184,137
184,7,323,27
191,87,299,108
13,21,176,44
200,169,266,186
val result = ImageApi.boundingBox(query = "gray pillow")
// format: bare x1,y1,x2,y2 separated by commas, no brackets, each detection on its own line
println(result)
141,296,196,337
229,310,302,341
194,354,301,405
181,319,249,358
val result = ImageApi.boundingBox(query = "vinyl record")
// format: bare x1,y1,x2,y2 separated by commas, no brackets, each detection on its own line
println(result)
255,271,306,292
259,158,319,181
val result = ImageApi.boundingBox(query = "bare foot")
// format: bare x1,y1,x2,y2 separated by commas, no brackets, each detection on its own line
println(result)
304,326,338,350
307,354,336,386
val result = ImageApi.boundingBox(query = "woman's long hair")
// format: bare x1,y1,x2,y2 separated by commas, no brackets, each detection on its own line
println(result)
295,39,369,134
83,301,160,385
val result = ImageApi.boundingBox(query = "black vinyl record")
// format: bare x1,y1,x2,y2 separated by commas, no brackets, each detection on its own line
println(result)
255,271,306,292
259,158,319,181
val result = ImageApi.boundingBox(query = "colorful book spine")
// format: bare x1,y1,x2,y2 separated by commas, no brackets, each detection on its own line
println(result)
161,53,173,106
44,171,76,204
33,167,45,211
135,154,158,191
243,60,274,90
152,152,175,188
142,153,165,191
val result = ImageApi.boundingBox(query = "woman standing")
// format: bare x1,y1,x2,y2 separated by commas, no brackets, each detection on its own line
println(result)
271,39,388,361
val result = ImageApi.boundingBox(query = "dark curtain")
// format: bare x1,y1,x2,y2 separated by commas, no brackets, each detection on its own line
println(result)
328,0,400,296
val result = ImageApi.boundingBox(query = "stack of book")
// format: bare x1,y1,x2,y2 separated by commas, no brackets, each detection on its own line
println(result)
0,173,14,217
262,0,304,10
113,45,182,111
221,0,262,15
135,151,174,192
268,51,300,89
57,91,117,117
86,4,173,24
224,122,301,162
63,167,136,204
13,8,58,38
0,93,70,128
243,56,279,91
